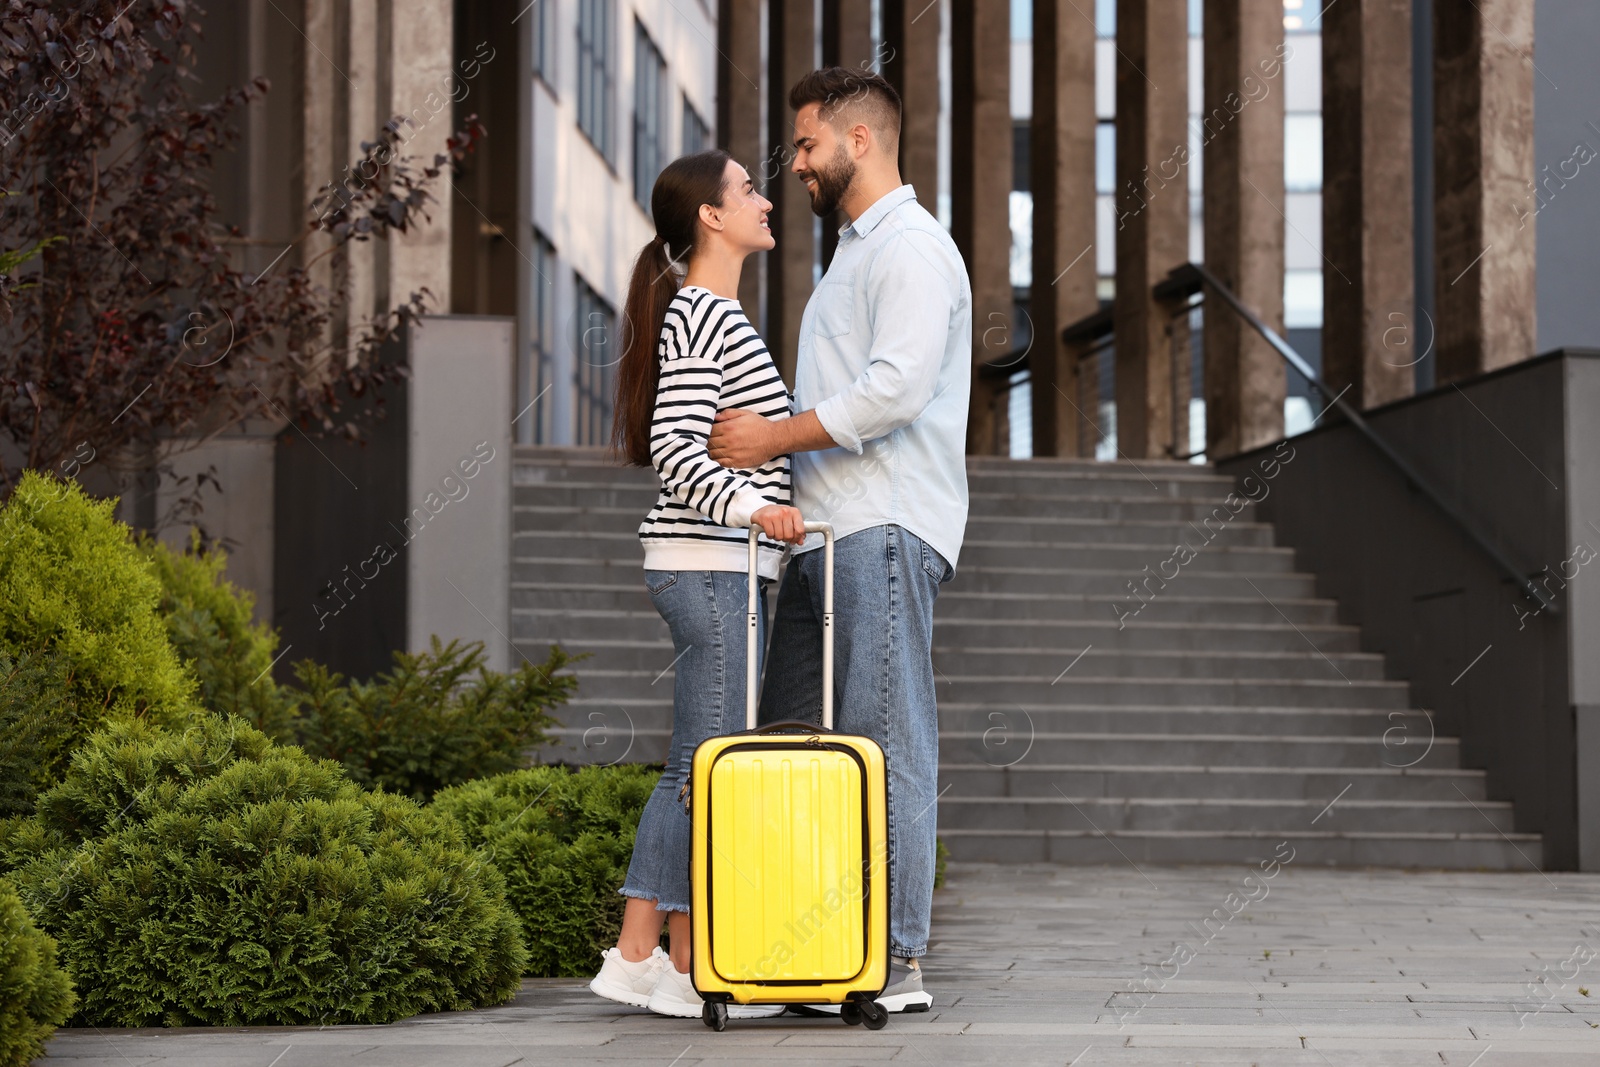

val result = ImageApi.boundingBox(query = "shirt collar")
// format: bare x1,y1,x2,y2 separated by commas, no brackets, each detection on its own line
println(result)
838,184,918,240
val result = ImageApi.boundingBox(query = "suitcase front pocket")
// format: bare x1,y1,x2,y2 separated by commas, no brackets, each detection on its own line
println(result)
704,745,871,985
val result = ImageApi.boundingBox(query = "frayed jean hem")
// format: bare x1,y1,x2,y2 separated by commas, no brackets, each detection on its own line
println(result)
619,885,690,914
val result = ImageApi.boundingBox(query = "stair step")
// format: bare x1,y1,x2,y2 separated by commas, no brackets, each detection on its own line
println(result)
933,731,1450,767
937,829,1544,870
946,566,1316,599
930,646,1385,681
937,763,1488,801
935,795,1516,834
563,669,1409,707
935,591,1341,625
963,493,1259,522
518,613,1361,652
932,618,1360,652
543,702,1439,744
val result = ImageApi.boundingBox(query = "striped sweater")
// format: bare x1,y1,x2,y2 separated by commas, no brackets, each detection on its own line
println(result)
639,285,794,579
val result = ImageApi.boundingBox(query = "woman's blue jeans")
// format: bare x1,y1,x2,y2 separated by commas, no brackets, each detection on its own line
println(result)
620,568,767,913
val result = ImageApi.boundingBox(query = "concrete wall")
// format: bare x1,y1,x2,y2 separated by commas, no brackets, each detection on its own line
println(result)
274,314,514,681
1563,356,1600,869
404,315,514,672
1217,349,1600,869
1534,1,1600,354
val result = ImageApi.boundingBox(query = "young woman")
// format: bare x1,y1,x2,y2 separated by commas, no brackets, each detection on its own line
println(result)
589,150,804,1018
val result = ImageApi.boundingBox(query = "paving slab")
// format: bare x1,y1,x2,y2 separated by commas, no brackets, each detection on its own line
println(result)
38,862,1600,1066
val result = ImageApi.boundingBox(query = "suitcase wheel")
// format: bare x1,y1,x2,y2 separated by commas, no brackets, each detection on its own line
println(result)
859,1001,889,1030
701,1000,727,1031
840,1001,863,1026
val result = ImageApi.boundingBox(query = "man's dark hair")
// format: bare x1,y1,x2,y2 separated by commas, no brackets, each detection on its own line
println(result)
788,66,903,154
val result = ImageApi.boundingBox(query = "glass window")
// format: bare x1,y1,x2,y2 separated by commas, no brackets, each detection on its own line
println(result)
1095,120,1115,194
1284,113,1322,192
577,0,614,162
527,232,558,444
530,0,551,86
573,273,618,446
633,21,668,211
1284,268,1323,329
1013,120,1030,194
683,95,710,156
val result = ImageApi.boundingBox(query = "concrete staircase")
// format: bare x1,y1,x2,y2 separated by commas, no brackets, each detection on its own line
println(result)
513,445,1542,870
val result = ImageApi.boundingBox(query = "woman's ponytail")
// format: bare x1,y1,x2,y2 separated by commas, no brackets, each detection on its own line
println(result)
611,150,731,467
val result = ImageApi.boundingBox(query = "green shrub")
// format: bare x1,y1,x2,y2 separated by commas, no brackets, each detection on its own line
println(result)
935,836,949,890
0,649,96,819
0,712,528,1026
0,472,195,728
141,533,299,742
431,764,660,977
291,638,577,802
0,875,76,1067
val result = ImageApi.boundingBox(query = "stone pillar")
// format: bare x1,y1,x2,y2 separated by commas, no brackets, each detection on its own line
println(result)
717,0,765,322
1322,0,1415,410
882,0,940,207
1200,0,1284,457
819,0,876,269
1113,0,1188,459
1029,0,1098,456
822,0,875,68
951,0,1012,455
1433,0,1536,383
388,0,454,311
767,0,817,385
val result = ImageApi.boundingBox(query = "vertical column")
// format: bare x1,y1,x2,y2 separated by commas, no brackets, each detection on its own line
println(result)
822,0,875,68
768,0,817,385
1113,0,1187,459
882,0,940,207
819,0,876,269
1433,0,1536,382
388,0,453,312
718,0,765,322
1201,0,1284,456
1029,0,1097,456
1322,0,1415,410
952,0,1012,455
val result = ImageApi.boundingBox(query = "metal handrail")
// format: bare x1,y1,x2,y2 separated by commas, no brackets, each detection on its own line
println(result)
1181,261,1559,615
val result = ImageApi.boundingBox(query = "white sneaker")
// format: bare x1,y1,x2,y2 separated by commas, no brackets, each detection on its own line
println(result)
590,946,669,1007
646,963,786,1019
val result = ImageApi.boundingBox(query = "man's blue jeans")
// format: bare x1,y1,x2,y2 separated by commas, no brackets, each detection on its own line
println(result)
758,524,952,958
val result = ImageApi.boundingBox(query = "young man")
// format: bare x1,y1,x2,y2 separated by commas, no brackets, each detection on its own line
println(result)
706,66,971,1013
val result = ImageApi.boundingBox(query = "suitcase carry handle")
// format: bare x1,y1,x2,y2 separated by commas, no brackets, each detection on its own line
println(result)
752,719,829,734
748,521,834,731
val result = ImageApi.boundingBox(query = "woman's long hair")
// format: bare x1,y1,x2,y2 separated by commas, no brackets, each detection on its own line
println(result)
612,149,732,467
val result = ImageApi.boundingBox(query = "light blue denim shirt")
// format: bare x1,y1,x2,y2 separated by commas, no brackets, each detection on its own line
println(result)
790,184,973,569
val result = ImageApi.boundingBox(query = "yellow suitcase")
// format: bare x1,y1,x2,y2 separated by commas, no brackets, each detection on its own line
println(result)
689,522,891,1031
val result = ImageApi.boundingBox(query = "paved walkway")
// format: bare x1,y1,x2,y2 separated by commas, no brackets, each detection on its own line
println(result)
40,863,1600,1066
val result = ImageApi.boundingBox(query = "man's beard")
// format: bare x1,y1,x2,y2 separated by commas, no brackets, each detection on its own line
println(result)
801,143,856,218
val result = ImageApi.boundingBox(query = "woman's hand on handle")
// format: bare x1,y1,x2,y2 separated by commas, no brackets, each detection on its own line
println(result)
751,505,808,545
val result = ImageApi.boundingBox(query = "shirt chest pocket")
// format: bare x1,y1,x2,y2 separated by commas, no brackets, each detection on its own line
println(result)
810,269,856,340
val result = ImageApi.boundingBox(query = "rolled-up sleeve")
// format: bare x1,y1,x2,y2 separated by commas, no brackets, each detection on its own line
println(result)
813,227,961,453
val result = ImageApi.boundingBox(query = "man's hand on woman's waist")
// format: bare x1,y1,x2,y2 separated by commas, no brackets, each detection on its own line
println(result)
708,408,836,469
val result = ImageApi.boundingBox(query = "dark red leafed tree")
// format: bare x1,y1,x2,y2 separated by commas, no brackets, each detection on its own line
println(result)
0,0,482,500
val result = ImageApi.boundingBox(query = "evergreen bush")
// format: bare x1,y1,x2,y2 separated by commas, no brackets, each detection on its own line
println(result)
0,649,91,818
141,533,299,742
0,472,195,729
431,764,659,977
0,712,528,1026
292,638,577,802
0,875,76,1067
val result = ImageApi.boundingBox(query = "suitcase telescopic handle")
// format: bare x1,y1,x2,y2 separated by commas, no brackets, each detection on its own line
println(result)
748,521,834,731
